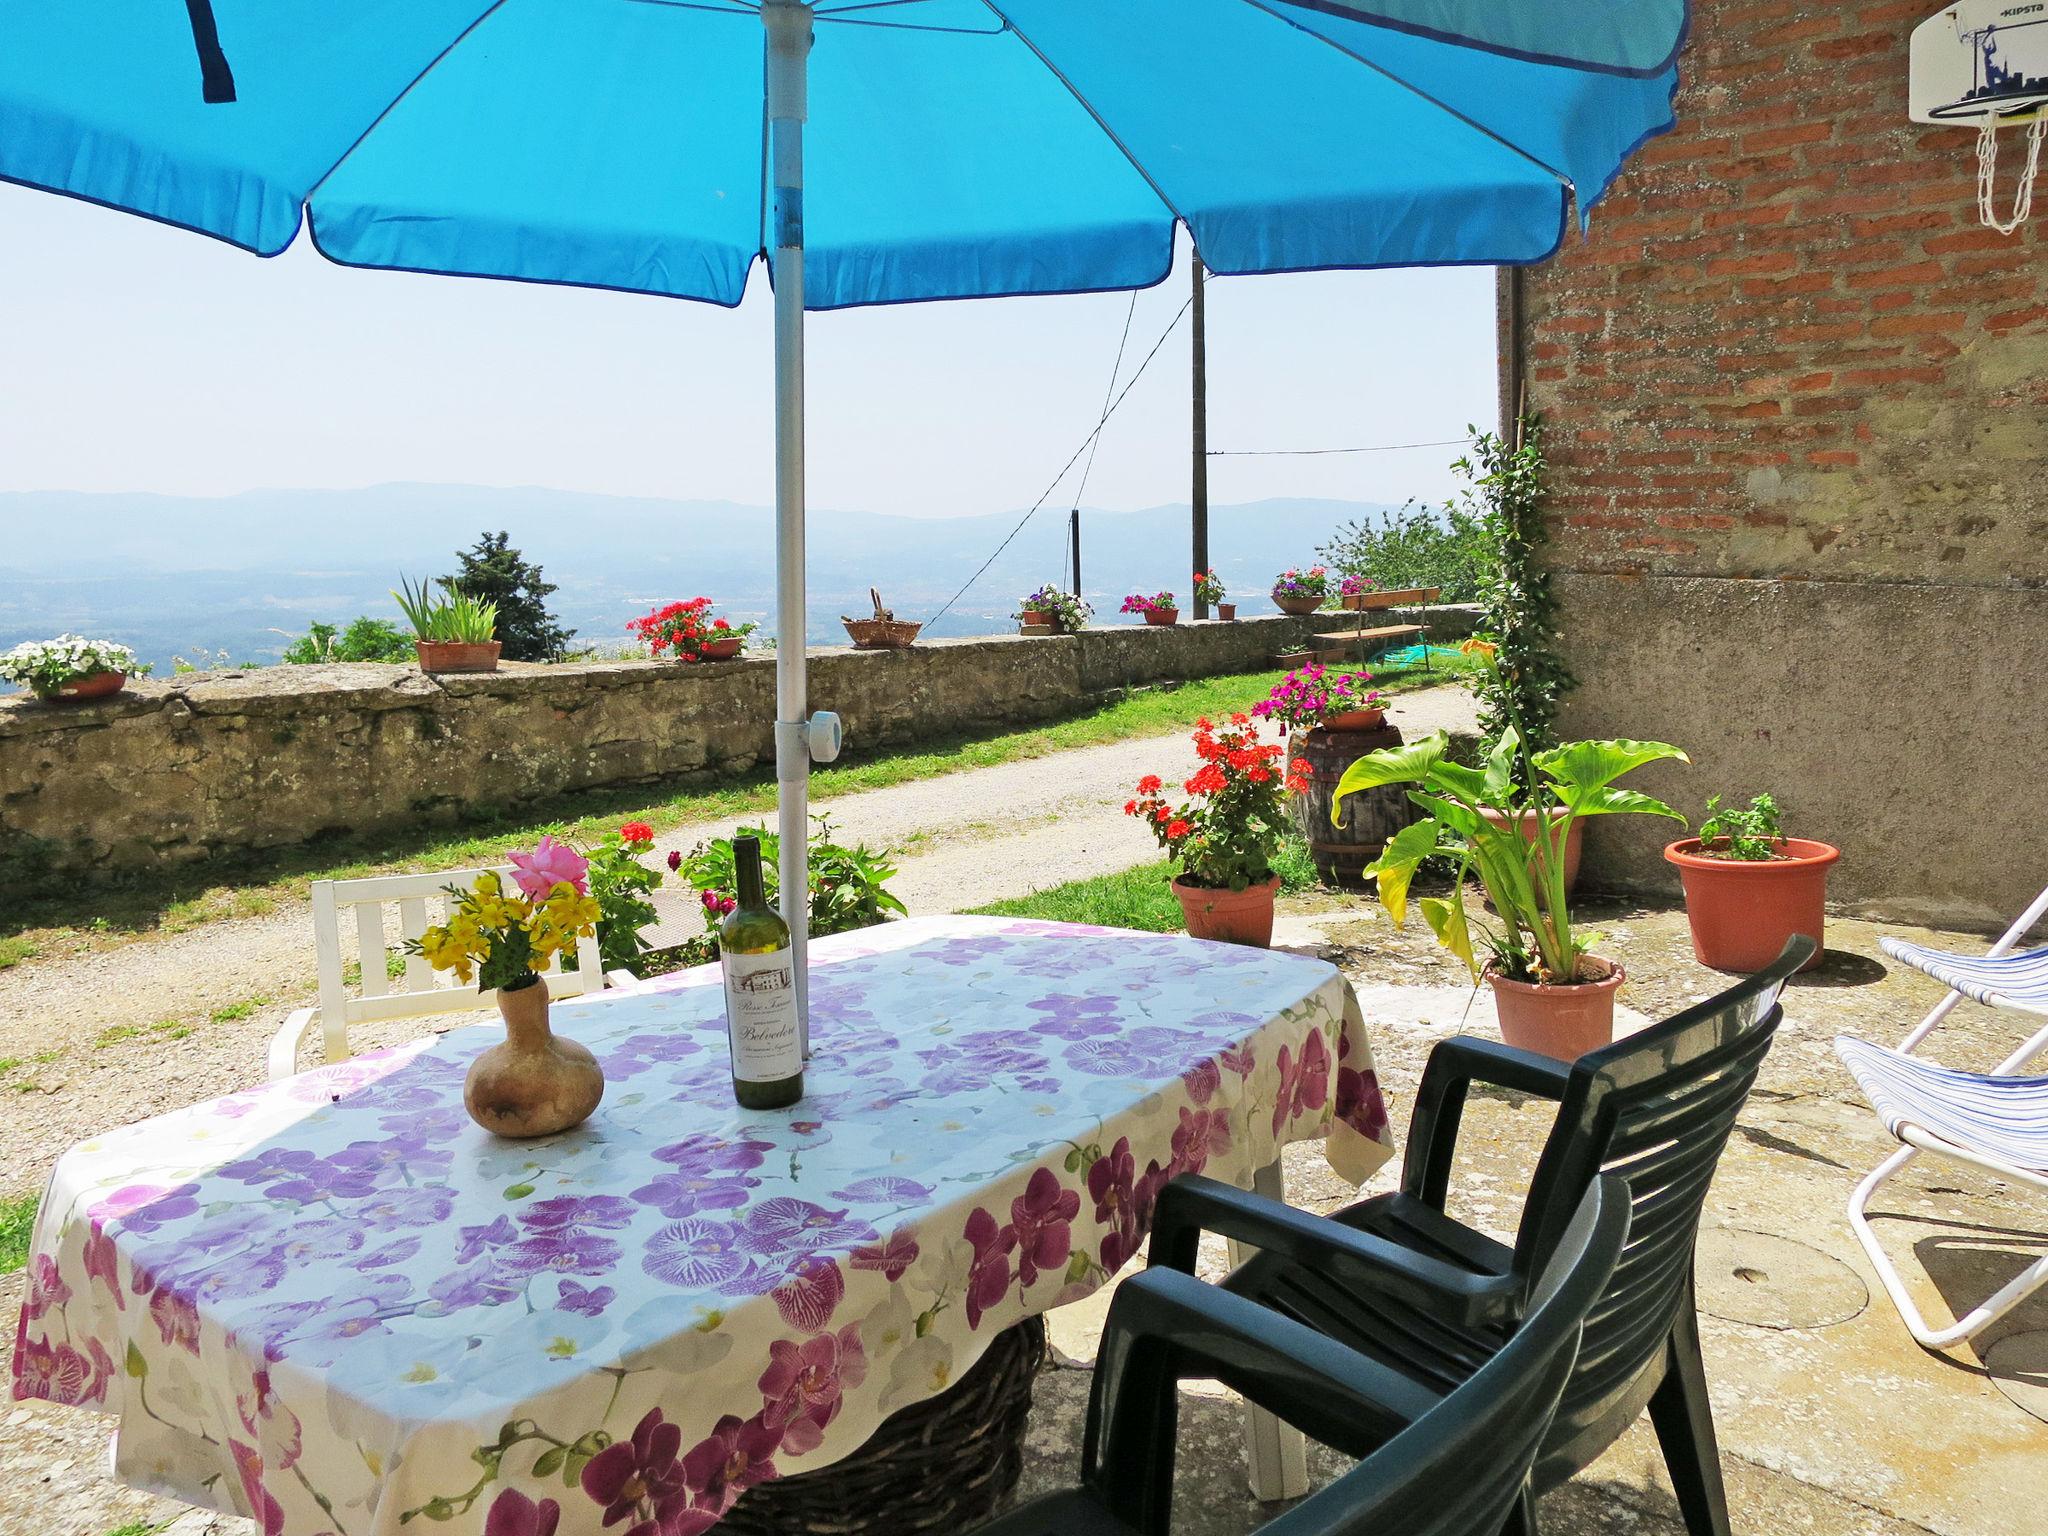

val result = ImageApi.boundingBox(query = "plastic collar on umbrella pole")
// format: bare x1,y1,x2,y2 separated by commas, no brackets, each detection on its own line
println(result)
775,720,808,781
773,713,842,776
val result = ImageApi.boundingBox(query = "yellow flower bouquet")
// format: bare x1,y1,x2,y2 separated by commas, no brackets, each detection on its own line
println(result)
409,838,603,993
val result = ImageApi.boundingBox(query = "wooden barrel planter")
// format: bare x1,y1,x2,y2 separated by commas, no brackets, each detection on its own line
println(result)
1286,721,1414,888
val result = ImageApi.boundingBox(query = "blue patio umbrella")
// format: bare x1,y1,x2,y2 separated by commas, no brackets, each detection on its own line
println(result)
0,0,1687,1033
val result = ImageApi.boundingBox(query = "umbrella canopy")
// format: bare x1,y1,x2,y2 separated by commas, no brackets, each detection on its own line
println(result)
2,0,1682,303
0,0,1686,1033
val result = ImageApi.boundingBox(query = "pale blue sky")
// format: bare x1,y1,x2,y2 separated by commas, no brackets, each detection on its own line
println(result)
0,181,1498,518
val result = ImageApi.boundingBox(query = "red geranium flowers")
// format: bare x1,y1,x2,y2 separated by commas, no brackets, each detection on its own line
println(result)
628,598,758,663
1125,714,1308,891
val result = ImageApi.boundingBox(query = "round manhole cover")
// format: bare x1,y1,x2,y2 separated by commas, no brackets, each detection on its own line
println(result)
1695,1228,1868,1330
1985,1331,2048,1426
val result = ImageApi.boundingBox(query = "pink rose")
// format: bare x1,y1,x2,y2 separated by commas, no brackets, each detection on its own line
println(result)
506,835,589,899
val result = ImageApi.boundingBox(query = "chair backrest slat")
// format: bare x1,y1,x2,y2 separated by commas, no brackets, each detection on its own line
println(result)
1509,936,1810,1446
355,905,390,999
398,896,433,992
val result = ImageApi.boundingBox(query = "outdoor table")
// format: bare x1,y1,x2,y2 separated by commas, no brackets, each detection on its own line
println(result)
12,915,1394,1534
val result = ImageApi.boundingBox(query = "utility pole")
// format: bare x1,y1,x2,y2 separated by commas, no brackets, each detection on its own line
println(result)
1191,256,1210,618
1069,509,1082,598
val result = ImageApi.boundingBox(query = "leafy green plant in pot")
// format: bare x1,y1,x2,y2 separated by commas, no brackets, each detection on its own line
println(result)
1665,793,1836,974
1335,660,1689,1058
394,575,502,673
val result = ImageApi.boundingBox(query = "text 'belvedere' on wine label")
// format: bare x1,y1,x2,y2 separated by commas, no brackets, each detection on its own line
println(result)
721,948,803,1082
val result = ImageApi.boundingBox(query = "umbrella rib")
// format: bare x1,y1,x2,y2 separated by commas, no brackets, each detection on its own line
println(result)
300,0,519,210
1233,0,1575,192
971,0,1194,246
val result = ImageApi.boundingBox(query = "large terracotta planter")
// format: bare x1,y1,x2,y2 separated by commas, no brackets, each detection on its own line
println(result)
465,977,605,1137
50,670,126,702
1142,607,1179,626
1487,957,1624,1062
1019,609,1052,627
1172,874,1281,947
1272,592,1322,616
1479,807,1584,891
1665,837,1837,973
416,640,502,674
696,637,744,660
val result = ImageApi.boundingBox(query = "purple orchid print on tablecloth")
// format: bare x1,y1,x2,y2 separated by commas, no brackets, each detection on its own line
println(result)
12,915,1392,1536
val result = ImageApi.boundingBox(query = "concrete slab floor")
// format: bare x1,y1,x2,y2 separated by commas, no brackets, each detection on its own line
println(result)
1023,897,2046,1536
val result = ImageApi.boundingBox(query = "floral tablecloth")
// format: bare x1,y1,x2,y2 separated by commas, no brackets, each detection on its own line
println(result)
13,916,1392,1536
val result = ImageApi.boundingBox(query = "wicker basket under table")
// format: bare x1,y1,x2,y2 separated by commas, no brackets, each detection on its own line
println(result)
719,1316,1047,1535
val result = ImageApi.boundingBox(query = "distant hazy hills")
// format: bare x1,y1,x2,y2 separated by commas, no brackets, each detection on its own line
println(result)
0,483,1397,670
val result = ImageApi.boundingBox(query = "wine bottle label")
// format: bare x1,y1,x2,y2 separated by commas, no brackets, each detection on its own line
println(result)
720,947,802,1083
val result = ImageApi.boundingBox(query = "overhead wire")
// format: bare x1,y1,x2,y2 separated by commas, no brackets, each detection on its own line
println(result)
924,290,1192,629
1065,291,1139,589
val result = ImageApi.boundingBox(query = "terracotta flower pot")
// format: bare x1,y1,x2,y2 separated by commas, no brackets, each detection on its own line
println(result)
1019,608,1052,627
1216,603,1237,621
1487,957,1624,1062
51,670,126,702
1479,806,1585,891
1272,592,1322,616
1142,608,1179,626
416,640,502,674
1665,837,1837,973
465,977,606,1138
1320,708,1386,732
1172,874,1281,948
696,637,744,660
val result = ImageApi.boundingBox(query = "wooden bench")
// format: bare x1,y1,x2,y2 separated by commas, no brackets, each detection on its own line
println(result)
1322,582,1441,667
1277,584,1443,671
1341,585,1439,611
1314,623,1425,665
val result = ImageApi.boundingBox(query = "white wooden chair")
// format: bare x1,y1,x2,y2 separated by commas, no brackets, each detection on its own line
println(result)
266,866,634,1081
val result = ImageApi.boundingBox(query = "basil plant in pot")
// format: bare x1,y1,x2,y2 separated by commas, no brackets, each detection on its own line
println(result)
1665,793,1836,974
1335,723,1689,1060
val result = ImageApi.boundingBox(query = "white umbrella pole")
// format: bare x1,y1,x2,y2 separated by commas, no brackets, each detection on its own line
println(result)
765,0,814,1055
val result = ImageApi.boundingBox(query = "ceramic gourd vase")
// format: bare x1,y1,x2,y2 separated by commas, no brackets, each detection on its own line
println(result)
464,977,605,1137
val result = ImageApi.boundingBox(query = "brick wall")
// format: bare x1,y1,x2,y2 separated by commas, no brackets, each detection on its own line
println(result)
1515,0,2047,928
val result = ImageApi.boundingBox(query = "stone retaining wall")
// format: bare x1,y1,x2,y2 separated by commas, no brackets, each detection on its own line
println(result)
0,607,1473,878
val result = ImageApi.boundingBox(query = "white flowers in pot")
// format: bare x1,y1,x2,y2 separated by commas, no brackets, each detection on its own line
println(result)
0,635,147,700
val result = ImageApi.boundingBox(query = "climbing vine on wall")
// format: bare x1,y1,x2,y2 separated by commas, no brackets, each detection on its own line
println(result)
1454,415,1575,758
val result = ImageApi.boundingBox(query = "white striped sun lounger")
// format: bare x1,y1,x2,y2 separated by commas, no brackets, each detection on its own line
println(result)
1836,1035,2048,1349
1879,937,2048,1018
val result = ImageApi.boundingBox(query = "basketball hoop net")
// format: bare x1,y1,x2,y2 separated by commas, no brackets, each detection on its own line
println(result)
1976,112,2046,234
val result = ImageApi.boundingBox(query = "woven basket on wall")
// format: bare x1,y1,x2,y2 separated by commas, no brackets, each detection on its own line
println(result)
719,1316,1046,1536
842,587,923,650
842,617,923,650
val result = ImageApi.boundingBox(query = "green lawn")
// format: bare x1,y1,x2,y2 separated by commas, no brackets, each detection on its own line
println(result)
972,832,1321,932
5,658,1463,951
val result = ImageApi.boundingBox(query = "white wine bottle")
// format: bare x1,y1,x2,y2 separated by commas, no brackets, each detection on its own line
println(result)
718,835,804,1110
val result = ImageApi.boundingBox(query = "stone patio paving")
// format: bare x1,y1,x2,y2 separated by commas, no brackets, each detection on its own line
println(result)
4,896,2042,1535
1018,897,2048,1535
